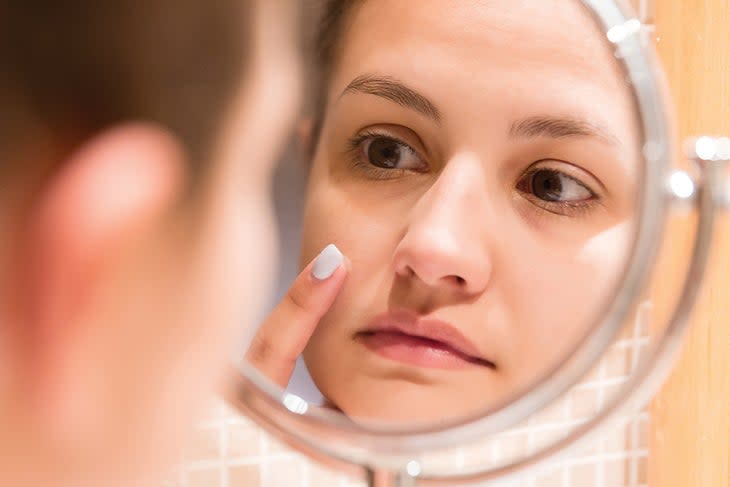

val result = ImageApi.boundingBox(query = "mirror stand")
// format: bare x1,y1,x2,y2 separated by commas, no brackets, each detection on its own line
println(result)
366,468,418,487
684,136,730,205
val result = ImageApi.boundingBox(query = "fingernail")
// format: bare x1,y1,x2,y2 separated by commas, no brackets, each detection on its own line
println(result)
312,244,344,280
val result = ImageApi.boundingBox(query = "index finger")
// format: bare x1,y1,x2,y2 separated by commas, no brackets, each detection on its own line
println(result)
245,244,347,387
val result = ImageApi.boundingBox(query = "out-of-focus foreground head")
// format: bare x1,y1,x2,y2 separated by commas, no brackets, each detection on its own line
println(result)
0,1,301,486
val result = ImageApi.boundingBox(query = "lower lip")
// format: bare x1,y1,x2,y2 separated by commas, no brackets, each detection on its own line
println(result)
357,331,480,370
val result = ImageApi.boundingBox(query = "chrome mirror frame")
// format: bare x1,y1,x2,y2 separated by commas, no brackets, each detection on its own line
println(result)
224,0,728,484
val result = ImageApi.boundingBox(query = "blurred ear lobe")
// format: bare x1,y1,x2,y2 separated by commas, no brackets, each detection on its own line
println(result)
22,122,186,385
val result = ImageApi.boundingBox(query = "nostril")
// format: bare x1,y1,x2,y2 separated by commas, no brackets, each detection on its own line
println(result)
397,262,468,289
448,275,466,287
400,266,416,279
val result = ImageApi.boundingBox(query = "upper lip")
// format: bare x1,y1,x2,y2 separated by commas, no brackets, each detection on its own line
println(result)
358,310,495,368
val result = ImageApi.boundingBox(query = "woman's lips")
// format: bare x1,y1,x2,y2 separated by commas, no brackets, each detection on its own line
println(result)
355,313,496,370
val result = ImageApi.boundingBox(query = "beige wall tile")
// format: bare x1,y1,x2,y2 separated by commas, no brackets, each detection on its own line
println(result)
186,427,222,463
227,423,262,458
229,465,261,487
186,468,221,487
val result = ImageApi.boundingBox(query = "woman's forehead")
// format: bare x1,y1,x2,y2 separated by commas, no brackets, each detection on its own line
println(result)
331,0,638,158
335,0,624,99
341,0,608,55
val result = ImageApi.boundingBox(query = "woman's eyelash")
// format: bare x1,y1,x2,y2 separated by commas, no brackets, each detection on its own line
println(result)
346,130,408,154
517,166,603,217
520,166,598,199
520,191,600,219
543,199,599,217
345,131,420,179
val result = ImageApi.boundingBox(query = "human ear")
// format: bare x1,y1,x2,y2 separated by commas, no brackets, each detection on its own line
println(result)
19,123,185,433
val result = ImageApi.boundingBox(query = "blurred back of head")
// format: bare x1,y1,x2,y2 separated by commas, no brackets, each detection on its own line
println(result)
0,0,250,181
0,2,268,487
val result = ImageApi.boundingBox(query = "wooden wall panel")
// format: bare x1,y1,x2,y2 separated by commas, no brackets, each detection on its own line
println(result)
649,2,730,487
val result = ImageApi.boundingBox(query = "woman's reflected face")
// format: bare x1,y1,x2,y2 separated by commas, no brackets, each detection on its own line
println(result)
301,0,640,423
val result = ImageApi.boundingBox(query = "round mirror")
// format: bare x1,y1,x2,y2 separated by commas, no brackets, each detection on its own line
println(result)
225,0,721,483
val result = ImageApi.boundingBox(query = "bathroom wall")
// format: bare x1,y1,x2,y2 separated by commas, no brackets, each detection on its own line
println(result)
166,406,647,486
648,1,730,486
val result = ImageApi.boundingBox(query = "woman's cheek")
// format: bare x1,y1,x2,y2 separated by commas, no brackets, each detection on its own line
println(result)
299,184,350,264
514,223,633,371
575,221,633,285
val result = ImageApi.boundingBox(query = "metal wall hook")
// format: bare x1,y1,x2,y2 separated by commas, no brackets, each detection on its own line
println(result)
684,136,730,209
637,0,654,24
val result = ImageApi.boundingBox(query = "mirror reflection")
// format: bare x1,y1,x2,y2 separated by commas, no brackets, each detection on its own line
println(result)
245,0,642,425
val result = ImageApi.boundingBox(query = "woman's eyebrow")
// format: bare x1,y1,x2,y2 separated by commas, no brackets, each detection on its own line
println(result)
339,74,441,122
339,77,620,147
509,116,620,146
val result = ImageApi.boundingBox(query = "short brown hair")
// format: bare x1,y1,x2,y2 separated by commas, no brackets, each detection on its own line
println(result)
0,0,251,175
308,0,359,151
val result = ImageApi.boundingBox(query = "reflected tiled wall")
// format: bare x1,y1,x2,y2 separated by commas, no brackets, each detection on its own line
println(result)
167,402,647,487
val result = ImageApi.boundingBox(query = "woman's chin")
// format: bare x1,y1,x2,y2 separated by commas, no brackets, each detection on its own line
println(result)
330,395,493,427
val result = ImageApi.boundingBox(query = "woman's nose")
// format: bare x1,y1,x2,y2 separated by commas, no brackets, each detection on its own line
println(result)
392,155,492,297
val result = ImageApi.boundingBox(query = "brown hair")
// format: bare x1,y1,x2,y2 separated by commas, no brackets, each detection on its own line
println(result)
309,0,360,147
0,0,251,177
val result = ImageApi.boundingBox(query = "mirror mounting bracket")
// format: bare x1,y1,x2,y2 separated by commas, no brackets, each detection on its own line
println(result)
366,468,419,487
683,136,730,208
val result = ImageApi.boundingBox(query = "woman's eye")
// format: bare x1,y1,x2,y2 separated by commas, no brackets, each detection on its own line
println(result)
522,168,594,203
360,136,425,170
